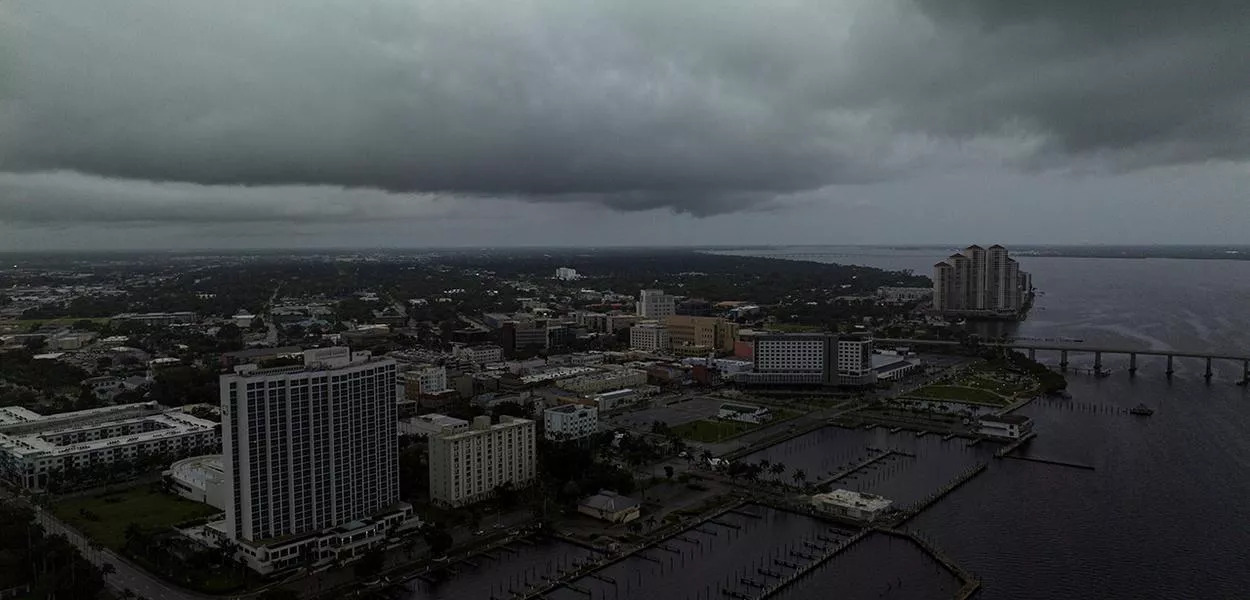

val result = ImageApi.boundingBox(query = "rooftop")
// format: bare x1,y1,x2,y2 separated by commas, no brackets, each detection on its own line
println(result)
980,414,1032,425
580,490,640,513
812,489,893,512
0,406,217,460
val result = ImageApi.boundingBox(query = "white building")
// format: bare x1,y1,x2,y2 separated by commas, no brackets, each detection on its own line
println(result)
876,287,932,303
428,415,537,508
0,403,218,490
629,323,671,352
872,354,922,381
544,404,599,442
399,414,470,438
555,267,580,281
733,334,876,387
402,365,448,395
636,289,676,319
165,454,228,510
681,357,755,374
453,344,504,365
977,414,1033,439
811,489,892,523
557,368,649,394
717,403,771,424
219,347,412,574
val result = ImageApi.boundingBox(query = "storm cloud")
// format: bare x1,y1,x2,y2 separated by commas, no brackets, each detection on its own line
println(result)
1,0,1248,225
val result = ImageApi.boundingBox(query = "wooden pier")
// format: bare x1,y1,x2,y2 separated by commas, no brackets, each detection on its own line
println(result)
873,528,980,600
754,529,871,598
994,431,1037,458
895,463,989,526
1003,454,1095,470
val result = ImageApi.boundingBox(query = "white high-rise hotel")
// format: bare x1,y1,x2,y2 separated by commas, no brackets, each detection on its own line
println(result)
734,334,875,387
220,347,411,573
933,245,1031,317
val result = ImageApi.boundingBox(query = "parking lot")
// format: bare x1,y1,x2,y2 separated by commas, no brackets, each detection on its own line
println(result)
606,396,726,432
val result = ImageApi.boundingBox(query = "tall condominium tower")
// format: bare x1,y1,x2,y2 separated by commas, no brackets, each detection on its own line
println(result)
933,245,1030,317
221,347,400,546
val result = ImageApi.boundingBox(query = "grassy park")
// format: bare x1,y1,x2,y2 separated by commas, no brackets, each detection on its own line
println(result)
909,363,1041,407
671,409,799,442
53,486,221,550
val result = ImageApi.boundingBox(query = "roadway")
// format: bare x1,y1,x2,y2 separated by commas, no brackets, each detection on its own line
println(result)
877,338,1250,362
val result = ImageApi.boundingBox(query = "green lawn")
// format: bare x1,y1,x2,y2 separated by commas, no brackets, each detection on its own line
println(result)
910,385,1007,406
52,486,221,550
13,317,111,328
672,409,799,442
672,419,752,442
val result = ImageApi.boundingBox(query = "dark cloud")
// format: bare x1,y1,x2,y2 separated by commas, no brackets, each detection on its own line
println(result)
0,0,1247,221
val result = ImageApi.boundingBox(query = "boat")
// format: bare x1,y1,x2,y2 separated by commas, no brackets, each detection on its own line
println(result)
1130,404,1154,416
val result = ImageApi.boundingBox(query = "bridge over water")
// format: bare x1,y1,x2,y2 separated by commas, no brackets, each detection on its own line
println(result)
875,338,1250,381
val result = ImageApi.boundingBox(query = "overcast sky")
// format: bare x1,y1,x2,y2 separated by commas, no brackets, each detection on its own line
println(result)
2,0,1248,250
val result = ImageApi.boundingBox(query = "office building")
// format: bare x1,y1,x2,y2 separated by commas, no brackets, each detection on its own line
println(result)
636,289,676,319
428,415,536,508
629,322,671,352
400,365,448,398
664,316,739,353
544,404,599,442
557,368,649,394
555,267,580,281
0,403,218,491
453,344,504,365
933,245,1031,318
219,347,412,573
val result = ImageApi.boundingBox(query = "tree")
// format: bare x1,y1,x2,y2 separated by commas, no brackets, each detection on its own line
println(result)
101,562,116,577
792,468,807,488
353,547,387,579
123,522,143,549
259,590,301,600
663,465,674,479
421,525,454,557
769,462,786,481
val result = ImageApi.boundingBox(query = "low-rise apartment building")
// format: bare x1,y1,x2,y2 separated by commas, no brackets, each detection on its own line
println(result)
428,415,537,508
0,403,218,490
544,404,599,442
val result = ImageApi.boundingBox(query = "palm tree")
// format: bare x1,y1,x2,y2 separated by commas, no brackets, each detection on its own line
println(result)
123,522,143,549
757,458,771,473
792,468,807,488
769,462,786,481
